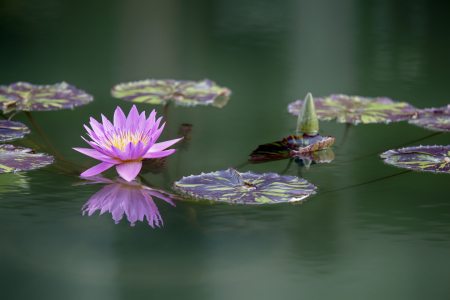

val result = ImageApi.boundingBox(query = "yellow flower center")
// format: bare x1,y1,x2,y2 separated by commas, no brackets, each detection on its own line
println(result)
103,130,151,151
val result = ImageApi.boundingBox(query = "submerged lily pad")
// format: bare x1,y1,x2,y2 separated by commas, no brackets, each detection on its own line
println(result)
0,144,53,173
0,81,93,112
408,105,450,132
288,94,417,124
249,134,335,163
173,166,316,204
0,120,30,141
111,78,231,107
380,145,450,173
79,177,177,227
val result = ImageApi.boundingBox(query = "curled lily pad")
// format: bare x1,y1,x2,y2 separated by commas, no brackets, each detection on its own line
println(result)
0,81,93,112
249,134,335,163
111,78,231,107
288,94,417,124
409,105,450,132
79,177,177,227
380,145,450,173
173,166,317,204
0,120,30,141
0,144,53,173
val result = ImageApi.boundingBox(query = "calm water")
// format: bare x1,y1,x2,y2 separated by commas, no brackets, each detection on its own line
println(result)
1,0,450,299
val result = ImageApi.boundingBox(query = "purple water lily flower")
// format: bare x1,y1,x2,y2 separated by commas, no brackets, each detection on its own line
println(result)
73,105,182,181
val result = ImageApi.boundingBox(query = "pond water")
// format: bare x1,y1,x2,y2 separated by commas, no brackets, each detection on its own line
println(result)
1,0,450,299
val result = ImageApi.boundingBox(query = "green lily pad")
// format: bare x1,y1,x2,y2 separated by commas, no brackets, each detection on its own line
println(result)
249,134,335,163
0,120,30,141
0,81,93,112
380,145,450,173
0,144,53,173
408,105,450,132
173,166,317,204
288,94,418,124
111,78,231,107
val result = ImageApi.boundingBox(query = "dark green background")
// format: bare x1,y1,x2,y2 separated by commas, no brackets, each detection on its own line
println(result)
1,0,450,299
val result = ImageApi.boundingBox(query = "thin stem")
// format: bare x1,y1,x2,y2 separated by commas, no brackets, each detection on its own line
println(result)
335,123,351,152
7,111,20,121
235,160,251,170
25,112,62,159
321,170,411,195
280,158,294,174
137,174,156,188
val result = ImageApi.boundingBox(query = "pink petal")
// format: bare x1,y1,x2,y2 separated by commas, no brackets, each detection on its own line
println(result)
116,161,142,182
114,106,127,128
90,117,105,137
148,137,183,152
73,147,120,164
111,145,127,161
126,105,139,130
81,162,116,177
131,140,145,159
143,149,177,159
101,114,115,133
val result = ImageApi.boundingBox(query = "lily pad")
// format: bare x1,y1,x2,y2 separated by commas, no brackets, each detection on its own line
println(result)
249,134,335,163
380,145,450,173
0,144,53,173
173,166,316,204
111,78,231,107
80,177,177,227
288,94,417,124
293,148,336,164
0,120,30,141
408,105,450,132
0,81,93,112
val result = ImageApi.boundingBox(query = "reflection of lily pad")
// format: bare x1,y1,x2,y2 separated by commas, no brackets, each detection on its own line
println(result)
111,79,231,107
288,94,417,124
380,145,450,173
0,144,53,173
0,173,29,196
408,105,450,132
80,177,177,227
0,120,30,141
0,81,93,112
249,134,335,162
174,166,316,204
293,148,335,163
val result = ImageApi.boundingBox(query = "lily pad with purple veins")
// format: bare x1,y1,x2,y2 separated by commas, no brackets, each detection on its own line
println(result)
288,94,417,124
0,144,53,173
173,166,317,204
111,78,231,107
249,134,335,163
408,105,450,132
0,81,93,112
380,145,450,173
0,120,30,142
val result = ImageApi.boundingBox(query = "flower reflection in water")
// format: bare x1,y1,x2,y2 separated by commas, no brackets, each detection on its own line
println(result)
79,177,177,227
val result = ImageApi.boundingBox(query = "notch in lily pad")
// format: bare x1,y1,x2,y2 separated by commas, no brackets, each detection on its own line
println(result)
0,144,53,173
111,78,231,108
408,105,450,132
0,81,93,113
380,145,450,173
0,120,30,142
173,166,316,204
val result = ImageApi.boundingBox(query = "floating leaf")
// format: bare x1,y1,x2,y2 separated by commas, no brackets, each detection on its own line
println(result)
288,94,417,124
249,134,335,163
79,177,178,227
173,166,316,204
111,78,231,107
380,145,450,173
0,144,53,173
408,105,450,132
0,81,93,112
0,120,30,141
